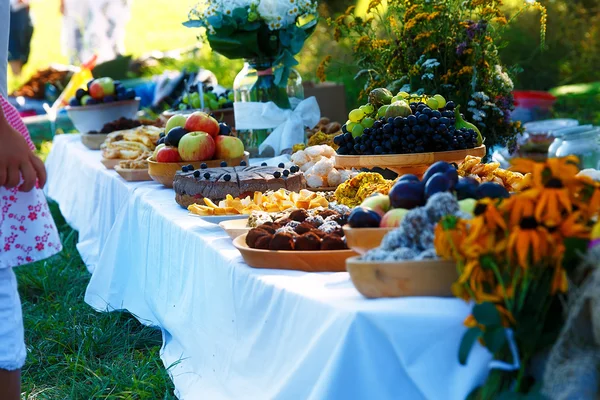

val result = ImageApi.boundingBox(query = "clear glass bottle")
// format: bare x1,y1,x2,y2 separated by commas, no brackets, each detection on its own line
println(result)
555,127,600,169
233,59,303,157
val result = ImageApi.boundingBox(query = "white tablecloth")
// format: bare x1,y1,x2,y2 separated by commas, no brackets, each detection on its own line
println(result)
45,134,492,400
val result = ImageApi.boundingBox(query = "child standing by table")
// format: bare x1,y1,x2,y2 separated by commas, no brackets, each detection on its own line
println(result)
0,2,62,398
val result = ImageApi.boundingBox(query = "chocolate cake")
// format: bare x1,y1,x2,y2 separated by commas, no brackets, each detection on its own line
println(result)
174,165,306,208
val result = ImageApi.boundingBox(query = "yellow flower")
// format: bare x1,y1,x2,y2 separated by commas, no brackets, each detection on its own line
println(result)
414,32,432,41
316,55,331,83
507,217,553,268
535,185,572,227
472,199,507,233
425,44,438,52
457,66,474,76
434,216,468,260
494,16,508,25
427,11,440,21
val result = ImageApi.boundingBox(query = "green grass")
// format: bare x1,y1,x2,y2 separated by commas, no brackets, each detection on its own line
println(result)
15,202,176,399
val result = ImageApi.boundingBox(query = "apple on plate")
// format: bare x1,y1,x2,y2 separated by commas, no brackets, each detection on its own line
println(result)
380,208,409,228
178,132,216,162
214,135,244,159
360,194,390,217
165,114,188,135
184,111,220,138
156,146,182,163
89,77,115,99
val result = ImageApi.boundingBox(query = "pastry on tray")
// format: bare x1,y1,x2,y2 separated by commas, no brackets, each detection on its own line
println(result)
101,125,162,160
174,165,306,207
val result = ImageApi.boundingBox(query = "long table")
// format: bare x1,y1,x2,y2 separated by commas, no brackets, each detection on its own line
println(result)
45,134,492,400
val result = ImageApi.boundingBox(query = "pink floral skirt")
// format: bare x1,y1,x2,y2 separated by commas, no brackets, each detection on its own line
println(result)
0,97,62,268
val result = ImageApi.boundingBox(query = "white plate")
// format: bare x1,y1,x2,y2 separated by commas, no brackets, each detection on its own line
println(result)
188,213,249,224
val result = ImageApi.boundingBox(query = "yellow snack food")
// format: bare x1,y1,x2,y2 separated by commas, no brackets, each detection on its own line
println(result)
334,172,394,207
188,189,329,216
458,156,532,192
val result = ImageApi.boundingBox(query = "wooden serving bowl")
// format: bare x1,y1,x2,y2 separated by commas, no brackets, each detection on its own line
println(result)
343,226,394,255
346,256,457,298
334,145,486,177
80,133,108,150
147,151,250,188
233,233,357,272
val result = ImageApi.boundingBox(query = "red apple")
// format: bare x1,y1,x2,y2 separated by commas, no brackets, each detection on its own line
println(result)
156,146,182,163
184,111,220,138
360,194,391,217
88,80,105,100
380,208,409,228
214,135,244,160
178,131,216,162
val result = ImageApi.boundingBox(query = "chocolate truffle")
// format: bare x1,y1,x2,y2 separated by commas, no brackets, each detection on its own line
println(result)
289,209,309,222
269,232,295,250
257,225,277,235
246,228,271,248
254,234,272,250
320,235,347,250
294,222,315,235
295,232,321,251
317,209,338,219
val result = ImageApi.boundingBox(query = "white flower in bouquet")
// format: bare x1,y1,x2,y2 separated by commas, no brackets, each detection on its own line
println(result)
494,65,514,91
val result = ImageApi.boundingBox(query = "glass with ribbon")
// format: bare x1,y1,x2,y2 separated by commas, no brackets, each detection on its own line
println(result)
233,58,305,156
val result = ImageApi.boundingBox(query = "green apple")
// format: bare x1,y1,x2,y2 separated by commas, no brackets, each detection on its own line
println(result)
380,208,409,228
459,198,477,216
152,143,166,161
166,114,188,135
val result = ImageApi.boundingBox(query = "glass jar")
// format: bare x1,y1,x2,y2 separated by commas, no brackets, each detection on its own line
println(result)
555,127,600,169
548,125,594,158
233,59,304,157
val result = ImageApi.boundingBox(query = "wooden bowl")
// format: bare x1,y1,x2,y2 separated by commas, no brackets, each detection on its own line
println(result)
219,218,250,239
147,151,250,188
66,98,140,133
343,226,394,255
346,256,458,298
233,233,357,272
81,133,108,150
114,166,151,182
334,146,486,177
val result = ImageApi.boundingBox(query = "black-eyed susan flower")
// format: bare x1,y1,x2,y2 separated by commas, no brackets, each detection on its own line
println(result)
501,192,537,228
434,216,468,260
507,217,553,268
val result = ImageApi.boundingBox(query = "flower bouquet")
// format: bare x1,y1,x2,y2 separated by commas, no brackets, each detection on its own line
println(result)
185,0,319,155
322,0,547,156
435,156,599,398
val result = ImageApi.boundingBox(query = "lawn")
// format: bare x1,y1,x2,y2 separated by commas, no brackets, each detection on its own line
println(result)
16,202,176,399
10,0,199,92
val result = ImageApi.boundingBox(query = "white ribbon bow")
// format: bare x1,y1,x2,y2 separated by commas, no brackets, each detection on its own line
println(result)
234,97,321,155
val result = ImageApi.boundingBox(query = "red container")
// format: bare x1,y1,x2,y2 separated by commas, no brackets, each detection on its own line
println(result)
512,91,556,123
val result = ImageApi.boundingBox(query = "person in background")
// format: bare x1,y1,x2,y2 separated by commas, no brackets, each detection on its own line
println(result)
60,0,131,65
8,0,33,78
0,2,62,399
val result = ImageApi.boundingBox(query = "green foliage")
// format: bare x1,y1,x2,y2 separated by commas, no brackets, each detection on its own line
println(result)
16,202,175,399
500,0,600,90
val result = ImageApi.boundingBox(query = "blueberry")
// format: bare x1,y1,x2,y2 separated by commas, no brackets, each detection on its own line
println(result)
407,115,417,126
181,166,189,172
193,170,200,178
278,163,285,168
417,114,429,123
104,95,116,103
240,160,247,166
334,134,344,145
445,101,456,110
125,89,136,100
290,166,298,173
432,110,442,119
69,97,80,107
187,164,194,171
343,132,353,142
261,162,268,166
204,172,211,179
283,169,290,177
220,161,227,167
223,174,231,181
200,163,207,169
273,171,281,178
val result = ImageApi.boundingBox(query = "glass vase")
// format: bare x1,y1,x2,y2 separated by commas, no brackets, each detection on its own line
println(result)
233,58,303,157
